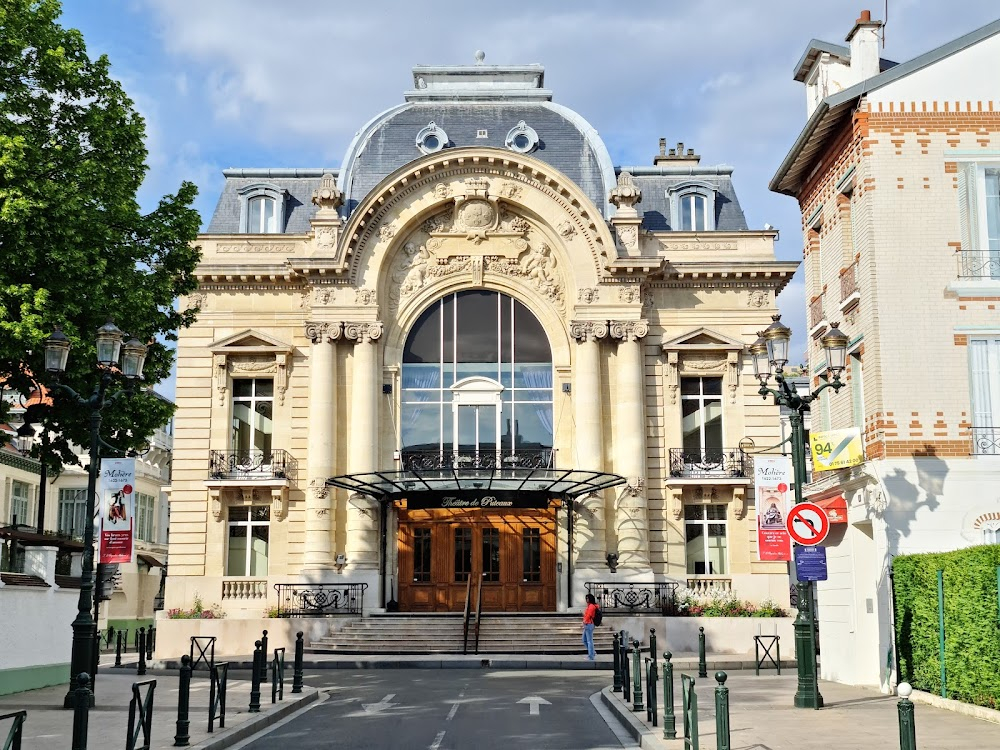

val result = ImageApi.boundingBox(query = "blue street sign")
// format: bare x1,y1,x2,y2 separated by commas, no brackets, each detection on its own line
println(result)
795,545,828,582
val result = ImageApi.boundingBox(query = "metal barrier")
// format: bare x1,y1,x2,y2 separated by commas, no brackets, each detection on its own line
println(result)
189,636,216,674
72,672,91,750
897,683,917,750
698,627,708,678
714,672,730,750
585,581,679,615
271,647,286,703
681,674,698,750
662,652,677,740
292,632,305,694
126,679,156,750
754,635,780,675
174,655,192,747
208,662,229,733
0,710,26,750
273,582,367,616
249,640,263,713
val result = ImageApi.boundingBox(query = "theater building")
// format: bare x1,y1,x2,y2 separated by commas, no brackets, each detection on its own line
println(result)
163,59,797,622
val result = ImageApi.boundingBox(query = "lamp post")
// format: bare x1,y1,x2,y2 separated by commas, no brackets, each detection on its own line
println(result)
44,321,147,708
750,314,848,710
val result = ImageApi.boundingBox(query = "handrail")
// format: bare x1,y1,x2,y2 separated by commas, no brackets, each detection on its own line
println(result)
462,575,472,655
473,573,484,654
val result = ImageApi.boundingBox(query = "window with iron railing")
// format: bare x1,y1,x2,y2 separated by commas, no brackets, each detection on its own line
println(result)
685,504,728,576
970,336,1000,455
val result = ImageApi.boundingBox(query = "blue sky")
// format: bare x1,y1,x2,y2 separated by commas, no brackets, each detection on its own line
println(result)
55,1,1000,400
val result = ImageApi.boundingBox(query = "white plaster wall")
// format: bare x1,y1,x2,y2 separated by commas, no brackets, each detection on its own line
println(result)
869,34,1000,104
0,586,77,670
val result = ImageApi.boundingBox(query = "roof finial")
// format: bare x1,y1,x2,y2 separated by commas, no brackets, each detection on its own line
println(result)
474,50,486,64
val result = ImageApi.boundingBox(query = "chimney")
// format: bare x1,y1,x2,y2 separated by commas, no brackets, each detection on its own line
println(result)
656,141,701,167
845,9,883,81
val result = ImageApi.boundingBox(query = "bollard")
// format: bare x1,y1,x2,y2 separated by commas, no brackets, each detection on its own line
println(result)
631,638,644,712
698,626,708,678
115,631,123,667
249,640,262,713
620,631,630,695
662,651,676,740
174,655,191,747
612,632,622,692
259,630,269,684
649,628,657,671
292,631,305,694
271,647,285,704
147,627,154,661
897,682,917,750
137,628,147,676
715,671,731,750
71,672,91,750
646,657,658,726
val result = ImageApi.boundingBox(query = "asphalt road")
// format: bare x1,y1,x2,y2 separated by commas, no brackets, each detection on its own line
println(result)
238,669,625,750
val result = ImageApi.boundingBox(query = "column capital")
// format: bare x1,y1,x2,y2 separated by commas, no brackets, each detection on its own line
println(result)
609,319,649,342
343,321,384,344
569,320,608,343
304,320,343,343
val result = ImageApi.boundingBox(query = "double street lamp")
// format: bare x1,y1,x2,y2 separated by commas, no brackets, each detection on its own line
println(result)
45,321,147,708
750,314,848,710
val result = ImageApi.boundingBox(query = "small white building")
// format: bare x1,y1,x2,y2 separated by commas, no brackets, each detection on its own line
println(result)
771,12,1000,690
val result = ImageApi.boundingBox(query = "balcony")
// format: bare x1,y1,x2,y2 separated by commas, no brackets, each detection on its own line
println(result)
669,448,752,479
808,295,828,336
972,426,999,456
957,251,1000,279
208,449,298,482
400,449,555,471
839,262,860,312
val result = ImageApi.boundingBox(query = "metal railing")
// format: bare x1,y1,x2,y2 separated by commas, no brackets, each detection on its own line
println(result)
126,679,156,750
273,582,367,616
208,449,298,481
972,425,1000,456
685,577,732,596
1,710,26,750
462,575,473,655
221,579,268,600
586,582,679,615
840,261,859,301
809,296,825,329
401,448,555,470
957,250,1000,279
208,662,229,733
668,449,751,478
473,574,484,654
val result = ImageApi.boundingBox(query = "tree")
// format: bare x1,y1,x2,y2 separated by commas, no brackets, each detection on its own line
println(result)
0,0,201,470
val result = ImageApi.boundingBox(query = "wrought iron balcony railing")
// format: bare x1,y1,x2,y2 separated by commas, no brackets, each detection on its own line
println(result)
972,426,999,456
208,449,298,482
809,295,826,329
840,262,859,301
273,582,367,616
585,581,679,615
957,251,1000,279
669,448,752,478
401,449,554,471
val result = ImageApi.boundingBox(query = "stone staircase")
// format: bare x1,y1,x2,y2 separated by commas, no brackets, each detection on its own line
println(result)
309,613,614,655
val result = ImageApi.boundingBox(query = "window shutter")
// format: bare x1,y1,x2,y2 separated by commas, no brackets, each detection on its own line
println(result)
969,339,994,428
957,164,980,253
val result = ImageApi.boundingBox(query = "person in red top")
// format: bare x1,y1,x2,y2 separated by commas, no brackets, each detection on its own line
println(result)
582,593,598,660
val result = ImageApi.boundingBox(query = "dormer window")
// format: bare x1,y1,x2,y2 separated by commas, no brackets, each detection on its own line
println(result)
238,183,286,234
667,181,718,232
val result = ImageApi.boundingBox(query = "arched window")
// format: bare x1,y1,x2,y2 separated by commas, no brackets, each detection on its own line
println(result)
400,291,553,458
983,520,1000,545
667,181,718,232
238,183,286,234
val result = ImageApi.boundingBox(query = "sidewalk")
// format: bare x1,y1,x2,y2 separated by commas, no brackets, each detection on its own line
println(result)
0,667,317,750
601,671,1000,749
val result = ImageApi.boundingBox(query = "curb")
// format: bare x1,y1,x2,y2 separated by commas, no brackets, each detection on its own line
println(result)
909,688,1000,726
187,689,320,750
600,686,677,749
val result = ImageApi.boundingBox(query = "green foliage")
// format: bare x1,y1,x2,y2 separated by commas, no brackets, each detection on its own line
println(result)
166,595,225,620
0,0,201,468
676,591,787,618
893,545,1000,709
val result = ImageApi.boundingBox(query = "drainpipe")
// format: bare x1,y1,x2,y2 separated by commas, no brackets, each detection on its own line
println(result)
379,500,388,608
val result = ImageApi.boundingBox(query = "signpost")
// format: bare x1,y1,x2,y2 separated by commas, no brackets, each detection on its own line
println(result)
786,503,830,547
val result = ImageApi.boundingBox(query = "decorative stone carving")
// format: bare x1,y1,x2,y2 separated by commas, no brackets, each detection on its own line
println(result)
312,287,334,306
356,288,377,306
624,476,645,498
315,226,336,249
498,182,522,200
609,171,642,215
229,355,289,405
557,220,577,239
311,172,344,212
682,355,727,372
209,488,222,521
618,284,642,304
271,487,288,521
217,242,295,254
747,289,767,308
616,224,640,254
422,213,451,234
433,182,452,200
696,486,718,502
577,287,599,304
609,320,649,342
669,487,684,520
309,479,329,500
569,320,609,343
499,212,530,234
733,486,747,520
185,291,206,310
379,223,396,242
521,242,558,300
214,354,228,406
665,350,679,404
727,351,741,404
344,321,384,344
304,320,342,343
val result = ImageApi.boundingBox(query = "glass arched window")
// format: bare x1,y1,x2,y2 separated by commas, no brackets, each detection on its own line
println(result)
401,291,553,458
668,181,717,232
238,183,286,234
248,196,278,233
679,193,707,231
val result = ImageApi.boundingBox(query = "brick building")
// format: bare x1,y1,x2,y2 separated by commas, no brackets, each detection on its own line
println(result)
771,12,1000,689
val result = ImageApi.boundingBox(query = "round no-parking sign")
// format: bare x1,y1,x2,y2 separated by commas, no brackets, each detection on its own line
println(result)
786,503,830,546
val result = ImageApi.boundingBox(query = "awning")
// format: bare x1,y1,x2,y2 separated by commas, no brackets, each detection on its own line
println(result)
137,553,165,568
814,495,848,524
325,467,627,503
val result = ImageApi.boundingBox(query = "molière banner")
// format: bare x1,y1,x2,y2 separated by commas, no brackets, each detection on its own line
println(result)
98,457,135,564
755,456,792,561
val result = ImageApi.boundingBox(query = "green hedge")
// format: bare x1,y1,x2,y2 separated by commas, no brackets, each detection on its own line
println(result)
893,545,1000,709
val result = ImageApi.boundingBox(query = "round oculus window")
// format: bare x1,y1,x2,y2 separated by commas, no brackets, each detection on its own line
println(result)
416,122,447,155
505,121,538,154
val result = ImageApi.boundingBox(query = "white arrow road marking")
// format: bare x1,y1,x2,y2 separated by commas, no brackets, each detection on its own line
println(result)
517,695,552,716
361,693,397,714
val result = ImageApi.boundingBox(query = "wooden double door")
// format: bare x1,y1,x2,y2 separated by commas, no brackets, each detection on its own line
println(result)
397,507,557,612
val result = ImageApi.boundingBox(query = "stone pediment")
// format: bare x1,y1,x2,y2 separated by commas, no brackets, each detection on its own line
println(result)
661,328,745,352
661,328,745,406
209,330,294,355
209,330,294,406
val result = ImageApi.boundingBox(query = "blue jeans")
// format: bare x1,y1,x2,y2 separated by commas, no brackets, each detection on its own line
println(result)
582,623,595,659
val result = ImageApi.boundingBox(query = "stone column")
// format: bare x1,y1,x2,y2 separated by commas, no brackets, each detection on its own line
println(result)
569,320,608,565
303,321,340,572
343,321,383,570
610,320,650,568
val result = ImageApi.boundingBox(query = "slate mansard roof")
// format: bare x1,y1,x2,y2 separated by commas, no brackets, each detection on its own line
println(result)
206,62,750,234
